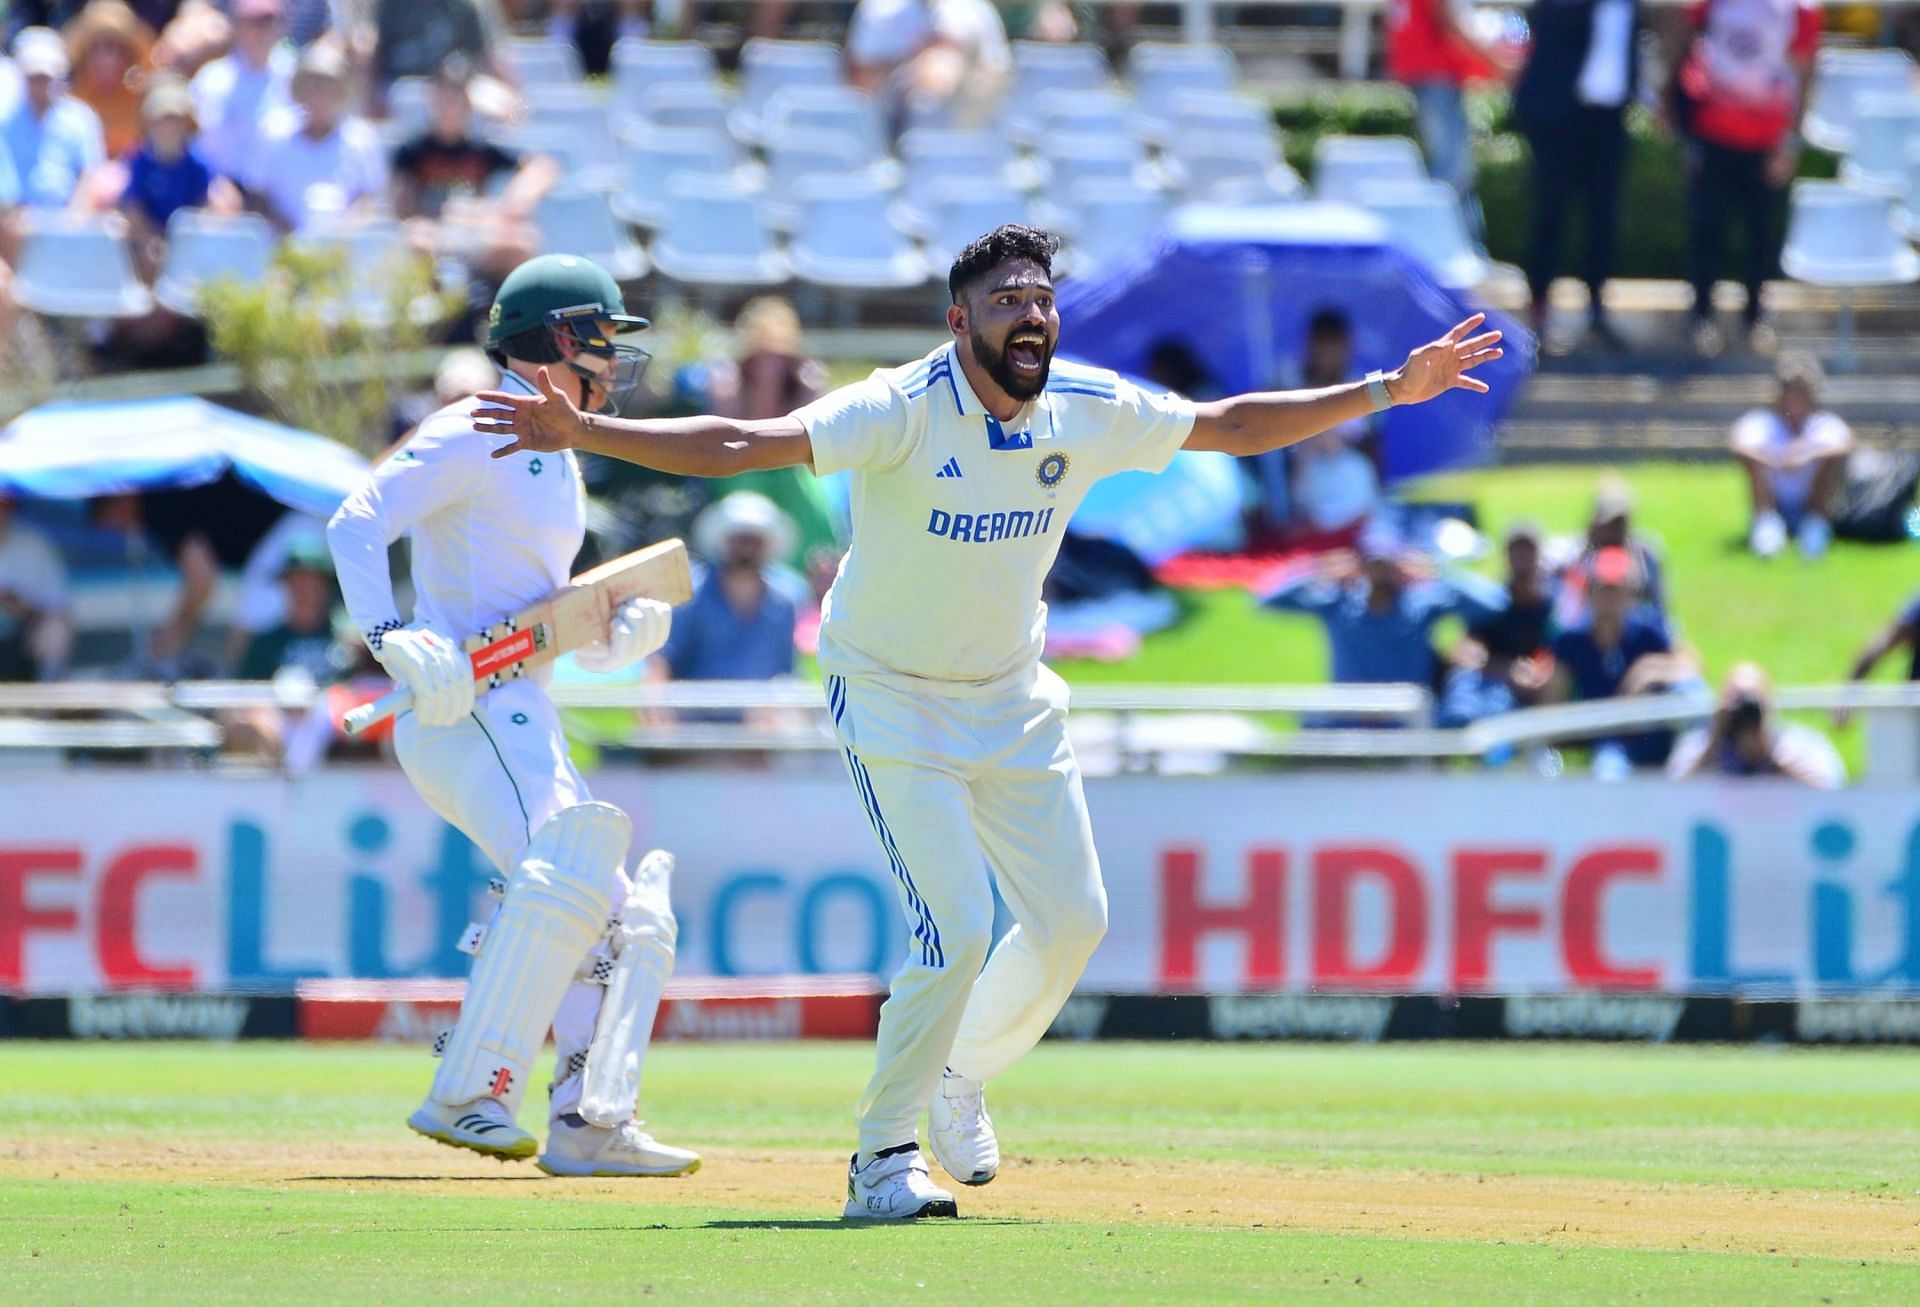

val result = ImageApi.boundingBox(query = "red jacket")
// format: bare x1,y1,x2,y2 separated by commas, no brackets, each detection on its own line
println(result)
1679,0,1821,151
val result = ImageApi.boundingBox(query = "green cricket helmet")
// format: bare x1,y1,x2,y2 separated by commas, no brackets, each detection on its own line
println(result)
486,254,651,411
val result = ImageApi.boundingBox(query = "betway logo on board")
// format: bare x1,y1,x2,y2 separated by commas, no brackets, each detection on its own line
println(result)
659,998,802,1041
68,993,250,1040
1504,994,1686,1041
1209,994,1395,1042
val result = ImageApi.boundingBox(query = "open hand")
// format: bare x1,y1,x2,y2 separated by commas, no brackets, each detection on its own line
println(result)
475,367,588,458
1387,314,1505,406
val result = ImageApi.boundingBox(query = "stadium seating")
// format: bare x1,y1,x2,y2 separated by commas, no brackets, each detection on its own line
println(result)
1127,41,1239,143
1058,179,1170,272
506,93,621,186
535,186,649,281
764,131,887,230
764,85,889,165
1355,179,1488,289
1312,135,1427,205
1839,94,1920,195
153,210,276,317
1168,134,1300,203
610,37,719,104
919,179,1035,270
1780,180,1920,285
627,82,734,137
502,36,583,88
1004,40,1114,142
650,175,788,287
1803,47,1917,153
788,174,927,291
732,39,844,146
895,129,1021,233
12,214,152,317
1036,88,1140,146
1039,132,1152,194
1164,90,1274,150
613,129,739,228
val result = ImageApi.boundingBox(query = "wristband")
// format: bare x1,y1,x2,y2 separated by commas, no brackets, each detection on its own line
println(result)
1365,370,1395,413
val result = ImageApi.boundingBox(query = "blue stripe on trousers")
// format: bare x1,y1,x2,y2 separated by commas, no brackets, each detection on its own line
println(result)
845,747,943,968
827,673,943,968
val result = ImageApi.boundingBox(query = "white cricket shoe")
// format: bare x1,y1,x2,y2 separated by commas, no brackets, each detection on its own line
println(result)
928,1069,999,1186
1749,510,1787,559
843,1149,958,1221
537,1116,702,1177
407,1096,537,1161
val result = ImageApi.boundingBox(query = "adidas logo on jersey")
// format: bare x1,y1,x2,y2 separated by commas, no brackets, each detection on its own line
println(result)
934,458,963,479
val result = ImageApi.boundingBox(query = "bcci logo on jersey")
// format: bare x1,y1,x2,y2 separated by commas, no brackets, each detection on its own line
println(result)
1036,453,1070,488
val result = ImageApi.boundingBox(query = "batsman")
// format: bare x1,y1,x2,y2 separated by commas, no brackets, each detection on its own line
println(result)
326,254,700,1178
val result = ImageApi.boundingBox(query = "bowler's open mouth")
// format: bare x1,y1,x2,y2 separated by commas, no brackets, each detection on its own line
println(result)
1008,333,1047,373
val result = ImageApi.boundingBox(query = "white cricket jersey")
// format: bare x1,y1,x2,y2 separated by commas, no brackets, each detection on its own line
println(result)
796,342,1196,691
327,371,587,681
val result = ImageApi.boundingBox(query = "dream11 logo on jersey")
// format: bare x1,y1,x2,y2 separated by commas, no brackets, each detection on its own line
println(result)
1151,818,1920,994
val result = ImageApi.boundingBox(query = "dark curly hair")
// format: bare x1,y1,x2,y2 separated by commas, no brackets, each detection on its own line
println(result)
947,224,1062,304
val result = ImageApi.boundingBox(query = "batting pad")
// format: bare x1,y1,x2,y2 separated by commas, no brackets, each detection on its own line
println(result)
579,848,678,1127
431,802,631,1116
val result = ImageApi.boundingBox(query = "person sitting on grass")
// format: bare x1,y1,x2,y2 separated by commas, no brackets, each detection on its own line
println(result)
1730,352,1852,561
1667,661,1844,789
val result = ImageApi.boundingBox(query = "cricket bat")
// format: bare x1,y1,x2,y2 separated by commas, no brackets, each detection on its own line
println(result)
342,539,692,736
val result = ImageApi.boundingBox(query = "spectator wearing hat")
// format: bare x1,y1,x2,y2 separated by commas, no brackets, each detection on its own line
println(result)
1669,661,1843,787
1548,544,1698,772
706,296,841,570
1730,351,1851,560
392,56,554,285
186,0,293,183
650,492,806,721
1262,519,1508,715
1441,520,1560,724
0,491,73,682
245,41,385,231
1558,472,1668,628
1,26,108,210
64,0,158,160
115,72,240,280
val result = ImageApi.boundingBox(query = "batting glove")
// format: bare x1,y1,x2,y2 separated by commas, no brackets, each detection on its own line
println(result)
374,623,474,727
575,598,673,675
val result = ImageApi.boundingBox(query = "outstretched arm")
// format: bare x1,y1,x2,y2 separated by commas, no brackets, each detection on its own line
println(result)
1184,315,1504,458
473,367,816,477
1850,615,1918,681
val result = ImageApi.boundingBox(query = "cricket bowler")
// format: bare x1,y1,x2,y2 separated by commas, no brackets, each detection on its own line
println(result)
326,254,699,1178
472,226,1502,1217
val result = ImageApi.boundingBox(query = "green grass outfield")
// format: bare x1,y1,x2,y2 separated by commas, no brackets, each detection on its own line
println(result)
5,1041,1920,1303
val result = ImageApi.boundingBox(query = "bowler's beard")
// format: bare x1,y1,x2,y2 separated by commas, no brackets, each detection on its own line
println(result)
969,322,1052,401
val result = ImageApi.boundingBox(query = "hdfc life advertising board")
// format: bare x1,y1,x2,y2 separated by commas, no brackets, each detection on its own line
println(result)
3,772,1919,996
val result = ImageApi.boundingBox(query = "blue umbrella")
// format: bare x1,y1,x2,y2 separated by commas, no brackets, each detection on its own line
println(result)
0,397,370,518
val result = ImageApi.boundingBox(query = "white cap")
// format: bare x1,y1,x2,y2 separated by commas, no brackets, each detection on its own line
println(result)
693,491,795,564
13,27,69,79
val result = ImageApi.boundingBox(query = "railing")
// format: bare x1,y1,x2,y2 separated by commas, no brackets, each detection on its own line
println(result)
4,679,1917,782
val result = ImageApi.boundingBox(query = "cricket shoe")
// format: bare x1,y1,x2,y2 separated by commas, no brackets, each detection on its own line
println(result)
928,1069,998,1186
537,1115,702,1177
844,1148,958,1221
406,1096,537,1161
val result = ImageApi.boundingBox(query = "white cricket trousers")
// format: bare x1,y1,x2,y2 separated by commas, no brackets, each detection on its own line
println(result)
393,678,626,1121
826,665,1108,1159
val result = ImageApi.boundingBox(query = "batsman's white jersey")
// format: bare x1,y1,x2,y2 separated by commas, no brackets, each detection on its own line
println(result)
326,372,640,1123
795,343,1196,1157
